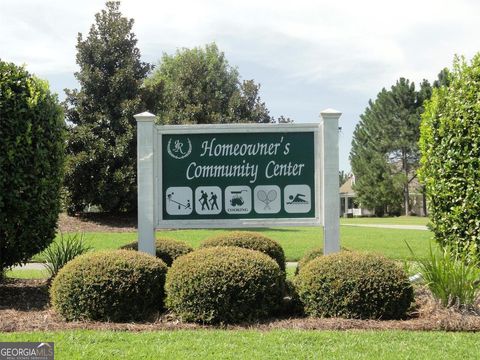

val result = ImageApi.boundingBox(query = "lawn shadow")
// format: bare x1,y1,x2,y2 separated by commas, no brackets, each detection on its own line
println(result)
76,212,137,230
226,227,303,233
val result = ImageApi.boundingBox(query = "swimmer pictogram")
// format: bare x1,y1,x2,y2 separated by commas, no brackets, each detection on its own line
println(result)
286,193,309,205
283,185,311,214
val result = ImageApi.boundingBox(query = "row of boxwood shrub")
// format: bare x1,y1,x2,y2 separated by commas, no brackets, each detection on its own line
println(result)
51,232,286,323
50,231,413,323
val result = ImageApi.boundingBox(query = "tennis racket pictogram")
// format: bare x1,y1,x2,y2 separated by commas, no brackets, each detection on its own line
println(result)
257,189,277,210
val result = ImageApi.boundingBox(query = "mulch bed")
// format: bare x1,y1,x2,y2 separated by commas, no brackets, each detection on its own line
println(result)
58,213,137,233
1,280,479,332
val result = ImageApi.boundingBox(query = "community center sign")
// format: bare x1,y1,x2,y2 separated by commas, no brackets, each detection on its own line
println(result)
135,110,341,255
163,129,316,222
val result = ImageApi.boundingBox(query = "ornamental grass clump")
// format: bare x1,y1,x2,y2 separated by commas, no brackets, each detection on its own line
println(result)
296,252,413,319
165,247,284,324
408,242,480,309
43,232,91,278
50,250,167,322
121,237,193,266
201,231,285,271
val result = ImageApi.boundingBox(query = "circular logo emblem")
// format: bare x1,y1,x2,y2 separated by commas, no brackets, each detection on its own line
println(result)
167,138,192,159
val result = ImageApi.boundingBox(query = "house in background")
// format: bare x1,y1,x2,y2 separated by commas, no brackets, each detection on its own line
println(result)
339,175,373,217
339,174,426,217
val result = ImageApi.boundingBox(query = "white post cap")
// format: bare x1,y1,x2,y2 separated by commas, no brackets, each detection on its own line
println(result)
134,111,156,122
320,108,342,119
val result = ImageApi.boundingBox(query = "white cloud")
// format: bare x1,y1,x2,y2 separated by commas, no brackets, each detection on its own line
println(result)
2,0,479,89
1,0,479,170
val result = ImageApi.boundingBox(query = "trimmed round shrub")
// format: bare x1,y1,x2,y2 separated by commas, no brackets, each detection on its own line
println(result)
50,250,167,322
0,61,64,272
166,247,284,324
121,237,193,266
201,231,285,271
295,248,324,275
296,252,413,319
295,247,350,275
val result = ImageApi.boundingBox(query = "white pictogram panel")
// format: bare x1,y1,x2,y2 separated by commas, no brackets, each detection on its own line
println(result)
225,186,252,214
254,185,281,214
195,186,222,215
284,185,311,213
166,187,193,215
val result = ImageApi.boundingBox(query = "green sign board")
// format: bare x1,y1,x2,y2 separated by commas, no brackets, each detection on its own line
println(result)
159,126,319,224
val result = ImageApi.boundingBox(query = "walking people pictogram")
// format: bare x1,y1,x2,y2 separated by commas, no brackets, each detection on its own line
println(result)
209,192,219,210
195,186,222,215
199,190,210,210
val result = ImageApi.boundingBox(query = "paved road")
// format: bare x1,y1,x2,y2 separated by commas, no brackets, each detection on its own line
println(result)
11,263,48,271
342,224,428,231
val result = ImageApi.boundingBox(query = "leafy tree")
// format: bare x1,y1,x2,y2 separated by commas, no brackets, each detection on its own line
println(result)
64,1,151,214
0,61,64,273
144,43,275,124
350,78,432,216
419,54,480,253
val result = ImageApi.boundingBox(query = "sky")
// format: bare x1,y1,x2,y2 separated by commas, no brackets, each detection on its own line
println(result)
1,0,479,171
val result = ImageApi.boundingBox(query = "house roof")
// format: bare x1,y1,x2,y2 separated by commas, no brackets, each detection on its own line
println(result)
339,176,355,195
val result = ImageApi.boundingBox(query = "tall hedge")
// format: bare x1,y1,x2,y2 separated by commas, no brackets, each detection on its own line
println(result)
419,54,480,253
0,60,64,271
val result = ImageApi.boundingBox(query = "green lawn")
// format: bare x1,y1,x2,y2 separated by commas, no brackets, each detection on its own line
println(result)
341,216,430,226
30,225,431,263
1,329,478,359
5,268,49,279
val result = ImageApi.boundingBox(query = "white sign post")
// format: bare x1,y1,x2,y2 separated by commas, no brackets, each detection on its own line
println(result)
135,109,341,256
134,111,156,255
320,109,341,254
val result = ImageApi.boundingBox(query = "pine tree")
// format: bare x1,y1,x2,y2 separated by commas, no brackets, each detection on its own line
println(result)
350,78,432,216
64,1,151,213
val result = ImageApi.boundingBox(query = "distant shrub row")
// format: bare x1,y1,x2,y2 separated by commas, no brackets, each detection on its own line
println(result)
50,231,413,323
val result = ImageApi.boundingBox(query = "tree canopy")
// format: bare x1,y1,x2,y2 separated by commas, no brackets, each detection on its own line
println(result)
144,43,274,124
63,4,290,214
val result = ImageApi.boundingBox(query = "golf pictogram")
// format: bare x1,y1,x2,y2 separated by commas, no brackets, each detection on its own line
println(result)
165,187,193,215
167,192,191,210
